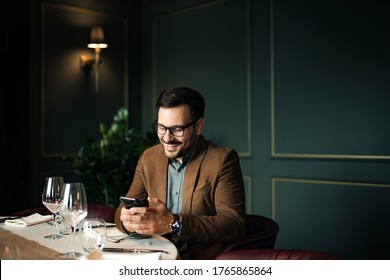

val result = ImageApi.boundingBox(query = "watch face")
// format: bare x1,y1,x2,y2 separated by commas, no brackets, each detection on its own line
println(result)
171,215,182,232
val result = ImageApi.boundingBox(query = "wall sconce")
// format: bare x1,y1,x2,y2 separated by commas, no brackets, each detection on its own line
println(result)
80,26,108,93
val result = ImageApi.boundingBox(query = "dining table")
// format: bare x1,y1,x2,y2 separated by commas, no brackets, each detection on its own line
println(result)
0,216,179,260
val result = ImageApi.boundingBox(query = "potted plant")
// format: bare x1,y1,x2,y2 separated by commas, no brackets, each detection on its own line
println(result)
64,108,155,207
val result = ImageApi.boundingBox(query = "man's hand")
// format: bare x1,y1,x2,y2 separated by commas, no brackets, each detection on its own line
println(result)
120,197,174,235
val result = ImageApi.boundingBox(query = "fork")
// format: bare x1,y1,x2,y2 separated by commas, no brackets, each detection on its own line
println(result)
106,235,128,243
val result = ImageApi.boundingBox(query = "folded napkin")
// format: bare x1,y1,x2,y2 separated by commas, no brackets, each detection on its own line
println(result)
5,213,52,227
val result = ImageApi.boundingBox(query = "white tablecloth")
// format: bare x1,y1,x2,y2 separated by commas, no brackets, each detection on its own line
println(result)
1,220,179,260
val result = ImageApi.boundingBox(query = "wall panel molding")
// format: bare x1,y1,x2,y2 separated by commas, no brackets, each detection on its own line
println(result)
271,177,390,219
269,0,390,160
271,176,390,259
151,0,252,157
41,3,128,158
243,175,252,214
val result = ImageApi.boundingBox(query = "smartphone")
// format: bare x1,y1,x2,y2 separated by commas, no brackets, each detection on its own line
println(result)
120,196,142,209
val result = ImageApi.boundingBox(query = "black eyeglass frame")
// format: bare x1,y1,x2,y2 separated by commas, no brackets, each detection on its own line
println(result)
153,118,199,137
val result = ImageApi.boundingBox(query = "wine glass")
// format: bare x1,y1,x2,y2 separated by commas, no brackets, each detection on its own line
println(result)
79,218,106,254
41,177,64,239
58,182,88,259
55,215,72,236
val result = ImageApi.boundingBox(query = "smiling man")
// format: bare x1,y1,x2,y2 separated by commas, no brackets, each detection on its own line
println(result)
115,86,246,260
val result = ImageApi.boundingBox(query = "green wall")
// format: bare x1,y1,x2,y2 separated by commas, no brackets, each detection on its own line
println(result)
4,0,388,260
140,0,390,259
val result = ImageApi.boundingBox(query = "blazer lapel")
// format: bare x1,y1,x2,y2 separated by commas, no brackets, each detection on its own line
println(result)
152,145,169,204
181,136,208,214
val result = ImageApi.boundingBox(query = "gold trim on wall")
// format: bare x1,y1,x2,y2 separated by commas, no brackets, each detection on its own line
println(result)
269,0,390,160
151,0,252,157
41,3,129,158
243,175,252,214
152,0,228,104
271,177,390,219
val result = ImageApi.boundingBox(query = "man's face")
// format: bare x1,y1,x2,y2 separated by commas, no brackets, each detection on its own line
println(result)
157,105,204,163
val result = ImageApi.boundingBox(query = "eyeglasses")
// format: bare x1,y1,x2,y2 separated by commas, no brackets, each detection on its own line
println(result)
153,119,198,137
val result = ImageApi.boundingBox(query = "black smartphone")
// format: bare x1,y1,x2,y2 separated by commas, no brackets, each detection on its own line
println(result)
120,196,142,209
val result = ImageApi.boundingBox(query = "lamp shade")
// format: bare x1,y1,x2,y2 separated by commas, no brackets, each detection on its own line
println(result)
87,26,108,49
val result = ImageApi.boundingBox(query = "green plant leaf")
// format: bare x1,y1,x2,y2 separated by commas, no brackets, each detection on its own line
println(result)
63,107,153,207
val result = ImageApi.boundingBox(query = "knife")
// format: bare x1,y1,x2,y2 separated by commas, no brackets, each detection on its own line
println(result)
102,247,168,254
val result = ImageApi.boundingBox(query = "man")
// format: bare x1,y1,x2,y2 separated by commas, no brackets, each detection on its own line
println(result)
115,86,246,259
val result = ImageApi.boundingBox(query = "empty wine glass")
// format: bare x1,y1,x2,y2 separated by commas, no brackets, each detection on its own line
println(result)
41,177,64,239
55,215,71,236
58,182,88,259
79,218,106,254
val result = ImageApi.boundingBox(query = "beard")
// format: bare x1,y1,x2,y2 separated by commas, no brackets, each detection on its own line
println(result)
161,134,198,161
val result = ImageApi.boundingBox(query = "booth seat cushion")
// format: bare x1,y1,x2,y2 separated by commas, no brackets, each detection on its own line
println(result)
221,214,279,253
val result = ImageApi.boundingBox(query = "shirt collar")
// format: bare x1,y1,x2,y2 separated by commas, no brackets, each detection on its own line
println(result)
170,150,193,167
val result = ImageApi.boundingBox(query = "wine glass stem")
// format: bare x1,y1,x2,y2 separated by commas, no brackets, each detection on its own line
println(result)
52,213,57,236
70,226,76,257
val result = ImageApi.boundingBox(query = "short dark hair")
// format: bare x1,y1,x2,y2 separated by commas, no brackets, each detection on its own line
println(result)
156,86,205,120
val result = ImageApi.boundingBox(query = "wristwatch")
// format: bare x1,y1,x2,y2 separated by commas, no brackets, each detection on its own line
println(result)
169,214,182,234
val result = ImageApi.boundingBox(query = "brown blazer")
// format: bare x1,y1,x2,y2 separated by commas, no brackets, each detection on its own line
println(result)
115,135,246,259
